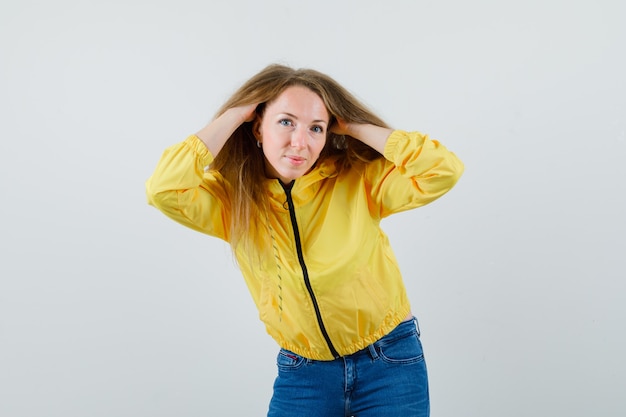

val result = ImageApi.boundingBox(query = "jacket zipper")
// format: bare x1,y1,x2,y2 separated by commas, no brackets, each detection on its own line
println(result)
281,182,340,359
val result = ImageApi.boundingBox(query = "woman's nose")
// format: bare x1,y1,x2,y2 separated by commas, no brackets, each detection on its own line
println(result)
290,128,307,148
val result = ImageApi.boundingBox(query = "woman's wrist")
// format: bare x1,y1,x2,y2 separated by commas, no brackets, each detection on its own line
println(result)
346,123,394,154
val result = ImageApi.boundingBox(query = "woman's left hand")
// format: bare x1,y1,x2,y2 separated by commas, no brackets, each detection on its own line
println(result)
330,117,353,136
331,119,393,155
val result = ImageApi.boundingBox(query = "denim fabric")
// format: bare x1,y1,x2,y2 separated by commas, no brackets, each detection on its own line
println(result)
267,318,429,417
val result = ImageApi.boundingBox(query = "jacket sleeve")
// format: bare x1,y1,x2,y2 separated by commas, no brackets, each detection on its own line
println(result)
364,130,464,218
145,135,231,240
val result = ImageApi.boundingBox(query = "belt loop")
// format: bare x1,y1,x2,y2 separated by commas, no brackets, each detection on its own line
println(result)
414,317,421,337
367,343,379,360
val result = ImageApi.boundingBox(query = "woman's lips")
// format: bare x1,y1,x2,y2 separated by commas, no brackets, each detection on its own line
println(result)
285,155,306,165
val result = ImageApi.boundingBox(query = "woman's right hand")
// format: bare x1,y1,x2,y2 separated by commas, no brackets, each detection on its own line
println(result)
196,103,259,156
236,102,258,124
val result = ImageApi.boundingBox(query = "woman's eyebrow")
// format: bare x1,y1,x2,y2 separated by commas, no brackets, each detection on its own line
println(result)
280,112,328,124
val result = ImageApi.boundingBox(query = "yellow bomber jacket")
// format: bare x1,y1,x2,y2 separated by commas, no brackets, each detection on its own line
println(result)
146,130,463,360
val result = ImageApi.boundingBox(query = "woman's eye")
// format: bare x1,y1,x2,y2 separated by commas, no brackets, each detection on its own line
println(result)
312,125,324,134
279,119,293,126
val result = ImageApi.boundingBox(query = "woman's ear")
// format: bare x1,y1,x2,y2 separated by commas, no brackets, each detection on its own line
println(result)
252,118,261,141
252,113,264,142
252,102,266,141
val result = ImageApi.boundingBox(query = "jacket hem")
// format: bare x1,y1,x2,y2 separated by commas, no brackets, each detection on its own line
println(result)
272,302,413,361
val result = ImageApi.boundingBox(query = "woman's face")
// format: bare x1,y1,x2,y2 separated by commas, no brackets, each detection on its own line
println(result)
256,86,329,184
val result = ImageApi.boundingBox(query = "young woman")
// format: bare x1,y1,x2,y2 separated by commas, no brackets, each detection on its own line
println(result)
146,64,464,416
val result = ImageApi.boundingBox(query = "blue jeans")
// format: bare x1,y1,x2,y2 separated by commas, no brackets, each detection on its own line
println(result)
267,318,429,417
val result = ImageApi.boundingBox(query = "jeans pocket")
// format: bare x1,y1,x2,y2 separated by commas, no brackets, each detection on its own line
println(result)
276,349,307,371
378,333,425,365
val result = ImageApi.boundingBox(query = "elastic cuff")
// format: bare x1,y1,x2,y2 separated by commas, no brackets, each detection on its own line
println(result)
184,134,214,166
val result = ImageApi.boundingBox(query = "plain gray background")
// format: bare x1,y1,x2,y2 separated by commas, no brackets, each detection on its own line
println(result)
1,0,624,416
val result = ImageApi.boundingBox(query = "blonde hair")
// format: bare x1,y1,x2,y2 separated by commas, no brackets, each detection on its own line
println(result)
210,64,389,251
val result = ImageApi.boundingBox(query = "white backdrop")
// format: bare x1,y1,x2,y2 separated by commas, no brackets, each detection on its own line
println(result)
1,0,624,416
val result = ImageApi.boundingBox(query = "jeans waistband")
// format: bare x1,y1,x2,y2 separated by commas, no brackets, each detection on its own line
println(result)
347,317,420,360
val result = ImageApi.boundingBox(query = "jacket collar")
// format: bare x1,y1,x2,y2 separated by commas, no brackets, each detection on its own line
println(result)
264,156,340,208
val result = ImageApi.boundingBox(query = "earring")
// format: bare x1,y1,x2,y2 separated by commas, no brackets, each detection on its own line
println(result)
256,140,262,148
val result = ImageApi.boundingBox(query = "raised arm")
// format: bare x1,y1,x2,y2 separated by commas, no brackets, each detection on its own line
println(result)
331,119,394,155
195,103,258,156
146,104,257,239
332,119,464,218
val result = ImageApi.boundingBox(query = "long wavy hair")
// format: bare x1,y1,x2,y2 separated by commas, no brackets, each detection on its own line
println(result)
210,64,389,252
